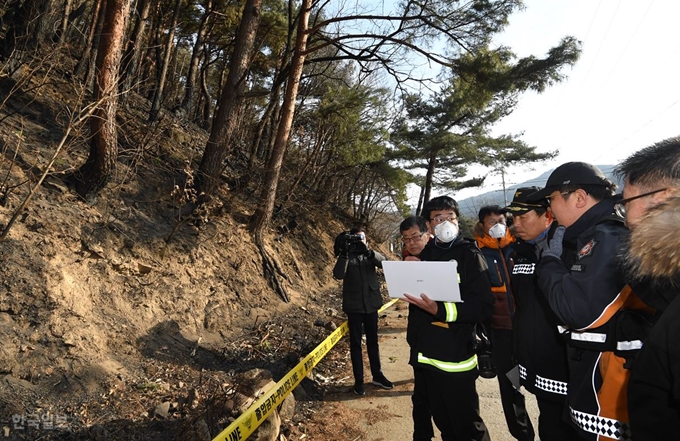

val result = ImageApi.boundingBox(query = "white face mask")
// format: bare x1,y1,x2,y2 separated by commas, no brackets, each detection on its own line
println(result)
434,221,459,243
488,223,507,239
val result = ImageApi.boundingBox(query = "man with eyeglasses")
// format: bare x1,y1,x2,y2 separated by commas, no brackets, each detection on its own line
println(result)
527,162,645,441
502,187,579,441
398,216,435,441
403,196,494,441
400,216,431,260
614,137,680,439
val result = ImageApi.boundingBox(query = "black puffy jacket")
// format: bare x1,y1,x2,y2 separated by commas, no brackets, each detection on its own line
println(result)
333,250,385,314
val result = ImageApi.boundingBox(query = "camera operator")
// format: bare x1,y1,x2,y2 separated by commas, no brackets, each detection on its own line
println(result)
333,227,393,396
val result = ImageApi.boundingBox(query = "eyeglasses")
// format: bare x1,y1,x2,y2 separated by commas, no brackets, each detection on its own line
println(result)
614,188,667,217
430,214,458,225
402,232,426,244
545,191,572,206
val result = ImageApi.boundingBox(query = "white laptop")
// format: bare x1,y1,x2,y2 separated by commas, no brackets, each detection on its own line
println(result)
382,260,462,302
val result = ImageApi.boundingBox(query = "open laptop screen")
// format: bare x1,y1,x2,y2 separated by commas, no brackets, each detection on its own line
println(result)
382,260,462,302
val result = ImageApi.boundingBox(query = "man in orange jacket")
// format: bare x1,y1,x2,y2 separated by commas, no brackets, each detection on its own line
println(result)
475,205,535,441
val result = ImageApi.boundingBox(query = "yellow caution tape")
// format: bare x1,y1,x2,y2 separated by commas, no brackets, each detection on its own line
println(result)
212,297,399,441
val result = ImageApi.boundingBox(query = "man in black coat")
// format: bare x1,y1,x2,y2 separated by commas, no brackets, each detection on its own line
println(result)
333,227,392,396
403,196,494,441
614,137,680,440
503,187,579,441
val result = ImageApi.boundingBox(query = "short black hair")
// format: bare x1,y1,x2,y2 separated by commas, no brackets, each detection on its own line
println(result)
478,205,504,224
349,227,364,235
421,196,460,222
533,207,548,216
615,136,680,190
399,216,428,234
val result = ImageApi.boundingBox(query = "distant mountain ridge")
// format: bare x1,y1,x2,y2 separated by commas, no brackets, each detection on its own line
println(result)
456,164,621,218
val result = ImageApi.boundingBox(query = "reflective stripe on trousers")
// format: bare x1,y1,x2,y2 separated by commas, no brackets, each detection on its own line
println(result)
417,353,477,373
570,407,632,441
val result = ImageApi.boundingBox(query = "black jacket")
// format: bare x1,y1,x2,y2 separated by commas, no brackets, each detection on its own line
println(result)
537,199,632,440
510,233,569,402
406,237,494,373
333,250,385,314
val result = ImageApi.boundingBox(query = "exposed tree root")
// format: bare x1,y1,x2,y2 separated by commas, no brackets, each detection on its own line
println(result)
255,232,290,302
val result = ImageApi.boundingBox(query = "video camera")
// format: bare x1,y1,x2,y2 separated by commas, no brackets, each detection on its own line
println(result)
334,232,369,256
472,324,496,379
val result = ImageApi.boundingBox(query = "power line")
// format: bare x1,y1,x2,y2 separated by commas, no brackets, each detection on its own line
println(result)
582,0,603,45
598,1,655,90
580,0,622,89
590,98,680,163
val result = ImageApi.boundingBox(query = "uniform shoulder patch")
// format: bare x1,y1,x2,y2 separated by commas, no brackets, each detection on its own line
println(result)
578,239,597,259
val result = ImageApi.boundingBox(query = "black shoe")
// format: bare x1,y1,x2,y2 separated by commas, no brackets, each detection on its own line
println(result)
353,383,365,396
372,374,393,390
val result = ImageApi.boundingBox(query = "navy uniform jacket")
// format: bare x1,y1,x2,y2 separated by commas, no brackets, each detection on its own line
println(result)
510,232,570,401
537,199,632,441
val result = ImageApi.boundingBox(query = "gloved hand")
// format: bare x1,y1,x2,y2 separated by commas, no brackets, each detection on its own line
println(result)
542,225,565,259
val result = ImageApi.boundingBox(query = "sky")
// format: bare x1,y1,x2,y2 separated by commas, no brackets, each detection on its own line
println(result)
436,0,680,201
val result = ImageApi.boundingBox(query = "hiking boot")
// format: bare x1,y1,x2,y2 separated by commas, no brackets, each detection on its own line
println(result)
372,374,393,390
353,382,365,396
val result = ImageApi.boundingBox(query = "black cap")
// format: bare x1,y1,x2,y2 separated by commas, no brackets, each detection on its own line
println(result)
528,162,608,201
502,187,547,215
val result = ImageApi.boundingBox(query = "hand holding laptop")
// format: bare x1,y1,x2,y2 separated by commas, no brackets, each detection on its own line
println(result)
402,293,438,315
382,261,462,303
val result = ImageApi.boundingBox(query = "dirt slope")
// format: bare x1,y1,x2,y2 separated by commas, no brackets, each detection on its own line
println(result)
0,61,389,440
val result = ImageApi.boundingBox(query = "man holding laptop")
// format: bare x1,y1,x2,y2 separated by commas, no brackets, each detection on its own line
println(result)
401,196,494,441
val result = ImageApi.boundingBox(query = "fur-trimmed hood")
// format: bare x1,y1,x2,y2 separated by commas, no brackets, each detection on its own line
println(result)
627,195,680,279
623,195,680,311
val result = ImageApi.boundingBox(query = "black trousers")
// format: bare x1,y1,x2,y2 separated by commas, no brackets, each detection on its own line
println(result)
491,328,535,440
346,311,381,383
412,366,435,441
536,395,580,441
415,367,490,441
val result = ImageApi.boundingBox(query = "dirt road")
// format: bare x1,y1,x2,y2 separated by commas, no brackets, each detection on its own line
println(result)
323,301,539,441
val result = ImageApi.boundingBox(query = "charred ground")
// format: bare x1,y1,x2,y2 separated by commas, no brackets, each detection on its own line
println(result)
0,56,397,440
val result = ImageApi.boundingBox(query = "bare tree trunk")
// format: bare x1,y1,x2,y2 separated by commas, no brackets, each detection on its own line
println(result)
71,0,132,199
120,0,151,101
284,126,327,201
416,184,425,216
75,0,107,87
179,0,212,119
195,0,263,196
199,48,213,128
423,153,436,206
249,0,312,233
148,0,182,122
0,0,60,57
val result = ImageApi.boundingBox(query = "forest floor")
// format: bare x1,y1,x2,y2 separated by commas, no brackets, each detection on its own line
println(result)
0,52,536,441
0,56,403,440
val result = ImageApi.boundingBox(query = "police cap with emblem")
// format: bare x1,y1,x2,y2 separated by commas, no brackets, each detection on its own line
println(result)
502,186,547,215
528,162,609,201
